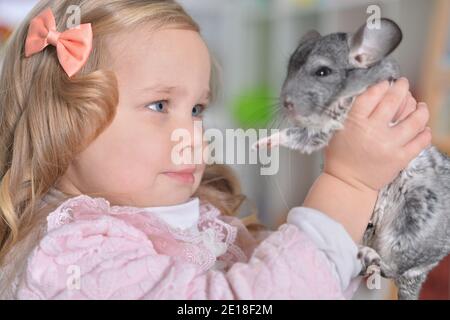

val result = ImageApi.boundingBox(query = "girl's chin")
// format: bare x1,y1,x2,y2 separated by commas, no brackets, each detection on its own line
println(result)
158,186,197,205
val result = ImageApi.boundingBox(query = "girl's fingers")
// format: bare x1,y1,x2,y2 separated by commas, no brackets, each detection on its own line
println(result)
391,92,413,123
353,80,391,118
392,103,430,146
401,126,432,162
394,94,417,123
369,77,410,123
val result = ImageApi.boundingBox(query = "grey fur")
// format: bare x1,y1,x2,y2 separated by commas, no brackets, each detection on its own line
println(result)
276,18,450,299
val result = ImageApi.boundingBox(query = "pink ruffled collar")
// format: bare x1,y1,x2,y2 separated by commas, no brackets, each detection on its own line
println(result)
44,192,250,272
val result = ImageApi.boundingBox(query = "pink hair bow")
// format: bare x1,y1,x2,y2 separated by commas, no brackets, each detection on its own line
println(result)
25,7,93,78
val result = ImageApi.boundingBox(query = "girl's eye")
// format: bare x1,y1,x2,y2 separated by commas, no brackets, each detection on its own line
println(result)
146,101,167,113
192,104,205,117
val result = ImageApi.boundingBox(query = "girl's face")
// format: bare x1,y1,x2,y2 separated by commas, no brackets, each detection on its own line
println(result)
57,27,210,207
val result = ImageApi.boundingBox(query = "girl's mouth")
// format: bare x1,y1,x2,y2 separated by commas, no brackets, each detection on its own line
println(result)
163,167,196,184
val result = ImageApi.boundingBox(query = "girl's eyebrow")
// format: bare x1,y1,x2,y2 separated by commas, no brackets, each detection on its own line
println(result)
141,85,176,93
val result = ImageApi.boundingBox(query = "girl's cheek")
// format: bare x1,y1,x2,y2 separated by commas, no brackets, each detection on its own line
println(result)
193,164,206,190
198,163,206,175
194,162,205,177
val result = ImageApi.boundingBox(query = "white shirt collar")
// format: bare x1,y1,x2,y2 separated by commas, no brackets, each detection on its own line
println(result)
43,188,201,231
142,197,200,230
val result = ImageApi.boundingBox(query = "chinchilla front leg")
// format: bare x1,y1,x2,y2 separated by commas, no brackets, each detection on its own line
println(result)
357,245,396,279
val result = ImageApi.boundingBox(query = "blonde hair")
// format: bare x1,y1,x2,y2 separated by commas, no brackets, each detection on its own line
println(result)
0,0,264,288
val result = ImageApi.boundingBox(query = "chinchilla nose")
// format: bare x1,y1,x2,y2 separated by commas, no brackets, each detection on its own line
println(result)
283,99,294,111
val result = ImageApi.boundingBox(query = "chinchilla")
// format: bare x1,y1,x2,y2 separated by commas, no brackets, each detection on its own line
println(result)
255,18,450,300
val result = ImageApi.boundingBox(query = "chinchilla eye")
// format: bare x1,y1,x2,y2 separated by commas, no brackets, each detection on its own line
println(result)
315,66,332,77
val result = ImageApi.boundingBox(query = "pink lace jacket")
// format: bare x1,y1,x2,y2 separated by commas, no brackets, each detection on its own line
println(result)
10,194,362,299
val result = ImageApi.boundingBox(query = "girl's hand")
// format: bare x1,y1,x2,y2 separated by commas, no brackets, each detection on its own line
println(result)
303,78,431,242
323,78,432,193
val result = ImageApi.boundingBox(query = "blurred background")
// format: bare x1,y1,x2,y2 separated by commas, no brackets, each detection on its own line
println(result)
1,0,449,300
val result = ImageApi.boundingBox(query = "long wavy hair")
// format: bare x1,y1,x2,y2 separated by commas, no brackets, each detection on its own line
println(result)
0,0,264,292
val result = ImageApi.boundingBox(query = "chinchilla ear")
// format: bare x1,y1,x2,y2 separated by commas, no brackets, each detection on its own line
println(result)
300,30,321,43
348,18,402,68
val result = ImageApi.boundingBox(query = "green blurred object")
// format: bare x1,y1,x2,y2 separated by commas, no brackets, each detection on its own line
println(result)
231,86,276,129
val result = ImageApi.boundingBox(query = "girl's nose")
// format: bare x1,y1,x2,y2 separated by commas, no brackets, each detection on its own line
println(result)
171,117,205,165
182,120,203,151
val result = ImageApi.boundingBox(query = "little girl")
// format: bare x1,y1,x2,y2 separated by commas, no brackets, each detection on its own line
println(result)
0,0,431,299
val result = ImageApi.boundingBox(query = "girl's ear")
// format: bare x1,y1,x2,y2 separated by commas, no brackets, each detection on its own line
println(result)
348,18,402,68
